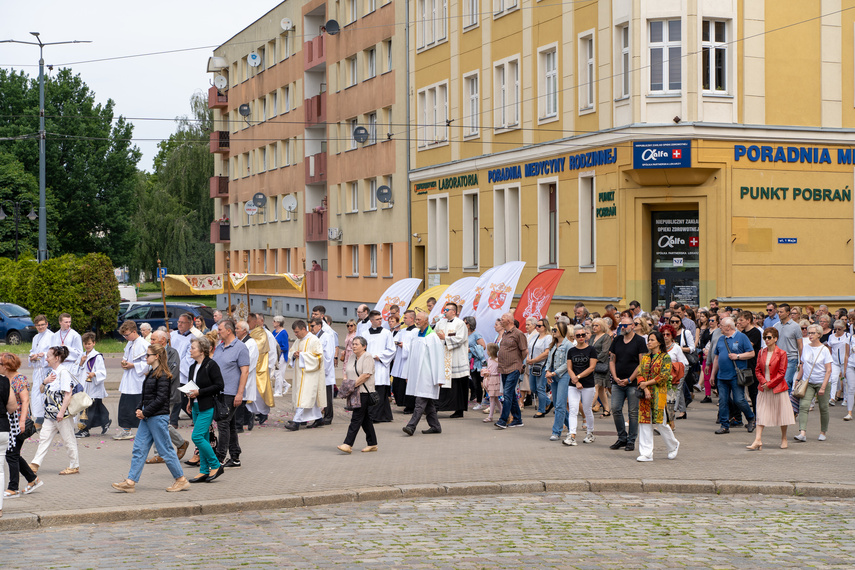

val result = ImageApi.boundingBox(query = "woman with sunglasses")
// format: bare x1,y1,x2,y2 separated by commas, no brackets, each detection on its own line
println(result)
563,325,597,446
528,317,553,418
112,344,190,493
696,310,712,401
633,317,651,341
636,331,679,461
824,319,849,412
590,318,612,418
793,324,833,443
747,328,793,450
545,322,572,441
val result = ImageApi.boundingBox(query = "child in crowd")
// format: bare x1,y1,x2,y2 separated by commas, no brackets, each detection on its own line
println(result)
480,343,502,423
75,332,110,438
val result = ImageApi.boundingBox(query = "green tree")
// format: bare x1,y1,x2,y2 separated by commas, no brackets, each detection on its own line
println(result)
0,68,141,265
130,91,214,280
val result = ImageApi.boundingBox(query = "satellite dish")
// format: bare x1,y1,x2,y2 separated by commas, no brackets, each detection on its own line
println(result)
252,192,268,208
282,194,297,212
244,202,259,216
248,52,261,67
376,185,393,204
238,104,251,117
325,20,340,35
280,17,293,31
213,75,228,90
353,126,369,144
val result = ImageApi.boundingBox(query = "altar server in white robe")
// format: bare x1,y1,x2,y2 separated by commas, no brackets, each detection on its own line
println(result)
310,318,338,426
402,313,447,435
115,320,150,440
236,321,259,431
29,314,53,425
285,320,326,430
364,310,396,423
391,310,419,412
355,304,372,338
434,303,470,418
52,313,84,376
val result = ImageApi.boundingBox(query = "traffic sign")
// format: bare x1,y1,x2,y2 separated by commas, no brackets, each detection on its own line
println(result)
156,267,167,281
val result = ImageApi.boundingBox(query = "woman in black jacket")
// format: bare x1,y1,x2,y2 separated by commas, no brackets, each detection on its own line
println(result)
112,344,189,493
185,336,225,483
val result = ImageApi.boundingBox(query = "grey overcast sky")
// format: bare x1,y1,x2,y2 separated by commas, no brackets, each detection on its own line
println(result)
1,0,279,171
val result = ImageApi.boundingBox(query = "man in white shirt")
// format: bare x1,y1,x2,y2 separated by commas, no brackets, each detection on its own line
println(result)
310,317,337,427
52,313,84,376
434,303,470,419
236,321,259,432
364,310,396,423
169,313,195,427
391,310,419,413
355,304,371,338
115,320,150,440
311,306,340,425
29,314,53,426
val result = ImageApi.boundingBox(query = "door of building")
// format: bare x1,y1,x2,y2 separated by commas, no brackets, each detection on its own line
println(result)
651,210,700,308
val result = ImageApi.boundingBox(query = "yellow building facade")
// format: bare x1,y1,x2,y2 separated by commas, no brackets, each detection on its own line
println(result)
409,0,855,313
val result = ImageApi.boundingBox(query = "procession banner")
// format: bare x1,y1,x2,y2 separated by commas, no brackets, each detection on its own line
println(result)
428,277,479,323
409,284,448,313
459,266,499,319
513,269,565,328
473,261,526,343
374,278,423,323
164,273,305,296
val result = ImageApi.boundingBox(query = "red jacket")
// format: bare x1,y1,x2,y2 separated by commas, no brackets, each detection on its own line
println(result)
755,346,788,393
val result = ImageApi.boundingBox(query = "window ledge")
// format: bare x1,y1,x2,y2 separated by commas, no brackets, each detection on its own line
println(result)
383,275,394,279
365,74,376,82
578,106,595,116
463,23,480,32
702,92,733,99
345,83,357,90
538,114,559,125
614,95,630,103
462,265,480,272
381,69,392,76
346,274,360,278
346,210,358,215
493,125,520,134
538,263,558,271
646,92,681,98
365,207,378,212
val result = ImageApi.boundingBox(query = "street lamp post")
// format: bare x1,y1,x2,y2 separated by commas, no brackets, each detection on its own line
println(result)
0,199,38,261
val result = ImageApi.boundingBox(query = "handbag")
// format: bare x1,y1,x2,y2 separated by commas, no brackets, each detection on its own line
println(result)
68,391,93,416
595,361,609,374
356,357,380,406
681,331,700,366
18,417,36,440
793,347,823,399
636,387,648,399
723,334,754,387
528,339,544,377
213,394,230,421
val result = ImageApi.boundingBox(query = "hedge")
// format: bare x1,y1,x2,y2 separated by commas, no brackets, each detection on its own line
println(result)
0,253,120,335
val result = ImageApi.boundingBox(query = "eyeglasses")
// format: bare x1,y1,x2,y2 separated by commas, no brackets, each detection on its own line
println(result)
633,321,641,325
767,308,775,312
551,328,558,333
145,353,156,357
801,327,808,330
575,333,587,338
669,320,681,324
807,331,818,335
763,336,774,340
535,324,545,328
347,324,355,328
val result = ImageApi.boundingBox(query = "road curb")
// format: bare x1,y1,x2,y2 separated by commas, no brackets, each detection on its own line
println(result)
2,478,854,531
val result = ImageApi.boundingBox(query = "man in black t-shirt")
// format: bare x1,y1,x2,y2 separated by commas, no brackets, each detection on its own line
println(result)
608,311,648,451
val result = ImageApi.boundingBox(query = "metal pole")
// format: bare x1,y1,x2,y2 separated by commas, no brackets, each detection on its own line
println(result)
303,257,309,320
158,257,171,336
226,257,232,320
37,44,46,262
14,203,19,262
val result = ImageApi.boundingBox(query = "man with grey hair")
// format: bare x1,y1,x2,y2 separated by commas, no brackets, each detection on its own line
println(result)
710,317,756,435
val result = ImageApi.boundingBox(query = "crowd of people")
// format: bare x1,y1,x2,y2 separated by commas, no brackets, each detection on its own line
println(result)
0,297,852,510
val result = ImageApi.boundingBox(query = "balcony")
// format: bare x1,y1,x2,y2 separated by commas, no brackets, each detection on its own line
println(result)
210,221,230,244
305,210,328,242
305,152,327,184
207,85,228,109
306,269,328,299
209,176,229,198
304,35,326,70
304,92,326,126
209,131,229,154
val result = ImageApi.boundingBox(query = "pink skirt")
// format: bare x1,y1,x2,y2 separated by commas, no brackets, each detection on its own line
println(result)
756,389,796,427
483,373,502,397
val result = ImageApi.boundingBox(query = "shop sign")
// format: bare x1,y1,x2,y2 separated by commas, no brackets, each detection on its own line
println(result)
413,181,437,195
652,214,699,270
596,190,616,218
778,238,797,244
438,174,478,190
739,185,851,202
633,140,691,169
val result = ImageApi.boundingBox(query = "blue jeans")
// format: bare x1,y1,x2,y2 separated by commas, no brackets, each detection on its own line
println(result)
192,403,220,475
550,373,570,436
530,369,549,413
717,376,754,429
128,414,184,482
499,370,522,424
610,382,639,445
784,356,799,392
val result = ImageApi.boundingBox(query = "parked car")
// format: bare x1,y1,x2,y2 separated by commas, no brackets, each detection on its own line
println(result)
114,302,216,338
0,303,38,345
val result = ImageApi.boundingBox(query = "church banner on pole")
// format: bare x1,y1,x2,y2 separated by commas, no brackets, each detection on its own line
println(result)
373,278,422,323
472,261,526,343
428,277,479,323
513,269,565,328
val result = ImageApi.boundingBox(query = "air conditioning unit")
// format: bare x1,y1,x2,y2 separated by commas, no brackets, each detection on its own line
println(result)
327,227,342,240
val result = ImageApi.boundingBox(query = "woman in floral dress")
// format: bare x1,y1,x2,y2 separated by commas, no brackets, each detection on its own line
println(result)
636,331,680,462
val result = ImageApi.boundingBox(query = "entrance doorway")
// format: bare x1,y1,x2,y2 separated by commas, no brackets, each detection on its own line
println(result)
651,210,699,308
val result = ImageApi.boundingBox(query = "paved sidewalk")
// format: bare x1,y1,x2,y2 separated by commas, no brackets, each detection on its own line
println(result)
2,388,854,530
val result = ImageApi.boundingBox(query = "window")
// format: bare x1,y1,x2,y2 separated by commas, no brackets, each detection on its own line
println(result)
271,91,278,117
387,243,394,276
280,32,291,60
493,186,520,264
369,245,377,276
462,191,479,268
367,112,377,144
464,0,478,27
702,20,727,92
382,175,393,207
351,245,359,275
261,146,267,171
618,24,630,98
273,249,279,273
384,39,392,72
350,181,359,212
427,195,449,270
417,82,449,146
349,0,358,23
538,47,558,118
285,248,292,273
283,139,292,166
383,106,393,141
271,195,278,222
347,56,358,87
649,20,681,92
464,73,479,136
538,183,558,267
579,33,595,110
261,96,267,121
418,0,447,49
366,0,376,13
494,0,517,17
283,85,291,113
579,175,595,268
270,143,277,169
369,178,378,210
366,47,376,79
242,152,250,177
349,118,359,150
494,58,520,129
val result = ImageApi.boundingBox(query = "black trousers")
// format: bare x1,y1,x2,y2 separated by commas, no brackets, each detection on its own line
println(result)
118,393,142,429
368,385,394,423
469,370,484,404
170,393,190,426
323,385,334,424
391,377,408,406
344,393,377,447
83,398,110,432
406,397,441,431
437,377,468,413
5,433,37,491
215,397,241,462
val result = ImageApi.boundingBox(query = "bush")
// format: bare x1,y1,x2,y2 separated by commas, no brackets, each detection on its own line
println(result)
0,253,120,336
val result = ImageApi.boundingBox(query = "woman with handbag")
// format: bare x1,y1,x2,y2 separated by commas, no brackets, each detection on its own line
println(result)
528,317,553,418
563,325,597,446
30,346,80,476
338,337,378,454
668,316,695,419
545,322,572,441
590,318,613,418
659,324,689,427
184,337,225,483
2,353,40,498
636,331,680,462
793,324,833,443
747,328,794,450
111,344,190,493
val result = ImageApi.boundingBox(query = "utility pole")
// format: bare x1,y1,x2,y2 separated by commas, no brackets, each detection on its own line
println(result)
0,33,91,262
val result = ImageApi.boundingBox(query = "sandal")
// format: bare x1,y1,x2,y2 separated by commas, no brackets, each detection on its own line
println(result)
146,456,165,464
483,417,493,423
58,467,79,475
3,489,19,499
601,411,611,417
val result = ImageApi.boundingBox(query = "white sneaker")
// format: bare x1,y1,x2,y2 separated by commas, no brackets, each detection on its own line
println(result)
472,404,483,410
273,392,283,397
582,433,595,444
563,435,577,446
113,429,134,441
818,434,827,441
829,399,836,406
844,413,853,421
636,455,653,462
282,383,291,396
549,434,560,441
667,441,680,460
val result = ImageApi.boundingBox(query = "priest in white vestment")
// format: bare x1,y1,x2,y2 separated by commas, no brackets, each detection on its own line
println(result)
402,313,446,435
236,322,259,432
391,311,419,412
285,320,326,430
434,303,470,417
364,310,396,423
310,317,338,426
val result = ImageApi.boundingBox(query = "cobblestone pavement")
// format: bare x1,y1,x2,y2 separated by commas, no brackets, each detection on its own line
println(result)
6,492,855,568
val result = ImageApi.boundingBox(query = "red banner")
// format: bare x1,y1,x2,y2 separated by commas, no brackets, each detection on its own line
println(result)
513,269,565,327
